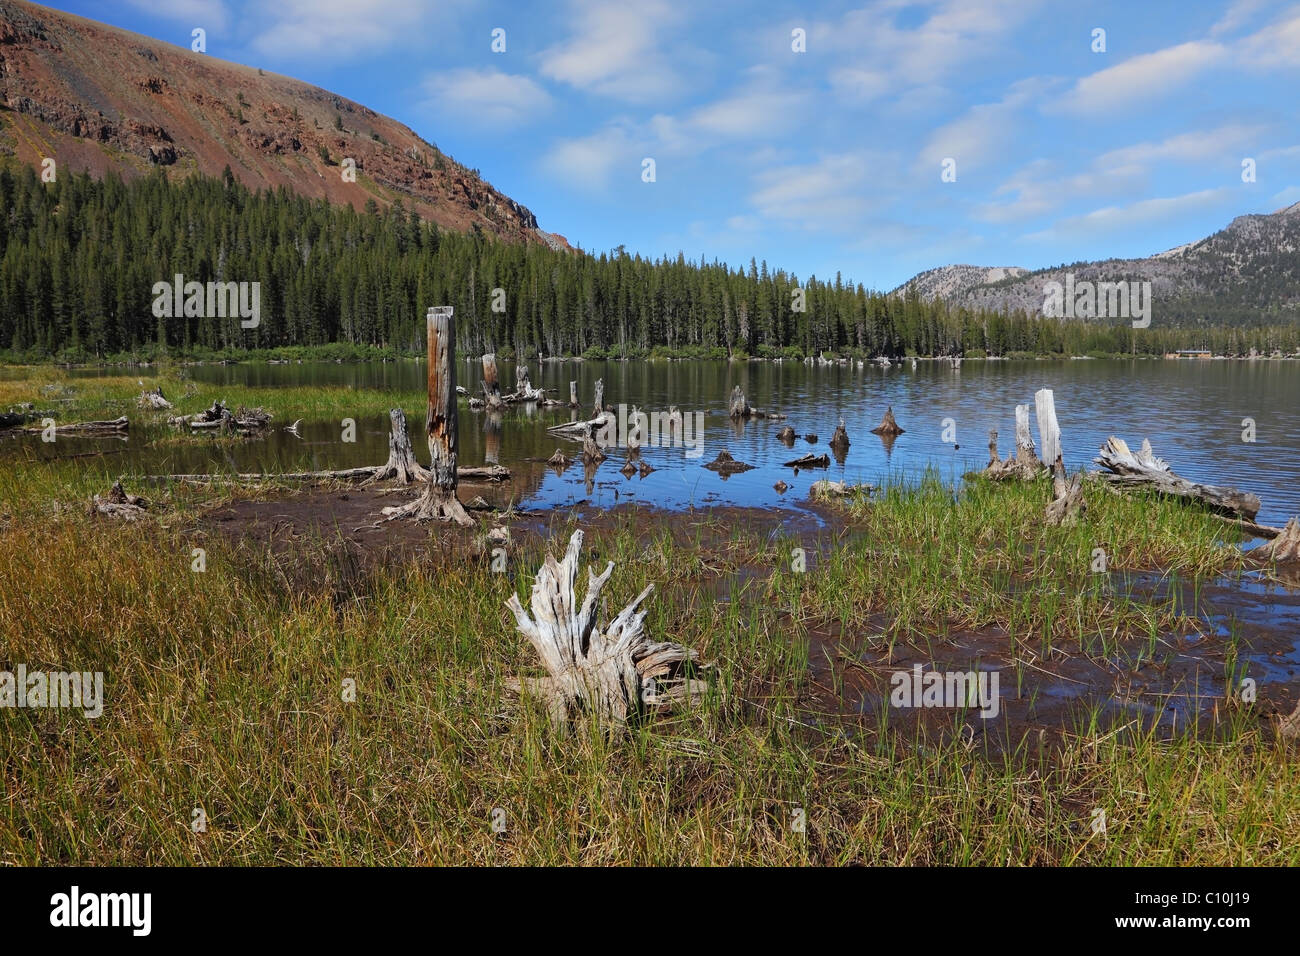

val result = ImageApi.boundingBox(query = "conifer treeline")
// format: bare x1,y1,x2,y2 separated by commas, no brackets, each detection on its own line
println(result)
2,164,1297,361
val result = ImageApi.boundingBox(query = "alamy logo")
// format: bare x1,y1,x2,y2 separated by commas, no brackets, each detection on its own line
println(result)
1042,273,1151,328
890,664,1000,719
0,665,103,718
152,273,260,328
594,403,705,459
50,886,151,936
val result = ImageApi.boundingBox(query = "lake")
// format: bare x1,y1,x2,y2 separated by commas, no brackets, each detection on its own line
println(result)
19,357,1300,527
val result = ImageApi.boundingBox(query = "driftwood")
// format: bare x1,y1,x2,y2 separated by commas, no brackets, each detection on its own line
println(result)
382,307,473,525
548,410,615,440
137,387,173,410
504,529,710,732
870,406,904,436
782,452,829,469
173,401,270,432
25,416,129,435
810,479,873,499
704,450,754,474
90,481,148,520
1094,437,1261,519
137,464,510,484
1253,517,1300,562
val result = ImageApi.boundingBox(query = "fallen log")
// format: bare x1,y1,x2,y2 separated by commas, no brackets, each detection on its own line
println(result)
504,529,710,732
782,452,829,468
1094,436,1261,519
547,410,616,439
135,464,511,485
870,406,904,436
25,416,129,435
810,479,873,499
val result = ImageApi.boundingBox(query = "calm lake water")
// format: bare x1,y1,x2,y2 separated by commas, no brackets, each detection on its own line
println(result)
16,358,1300,527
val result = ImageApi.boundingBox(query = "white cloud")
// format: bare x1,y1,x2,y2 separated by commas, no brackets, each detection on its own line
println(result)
1025,187,1235,241
749,152,884,229
249,0,439,60
919,79,1044,174
541,125,640,191
1236,10,1300,67
538,0,686,103
1055,42,1227,114
125,0,229,32
421,69,552,127
1096,124,1268,168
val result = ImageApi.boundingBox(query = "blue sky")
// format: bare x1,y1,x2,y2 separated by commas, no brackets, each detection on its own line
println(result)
49,0,1300,290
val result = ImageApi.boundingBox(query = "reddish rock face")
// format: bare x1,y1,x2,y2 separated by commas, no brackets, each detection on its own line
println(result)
0,0,568,248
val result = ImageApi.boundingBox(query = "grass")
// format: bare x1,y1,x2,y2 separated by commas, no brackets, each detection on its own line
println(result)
0,371,1296,865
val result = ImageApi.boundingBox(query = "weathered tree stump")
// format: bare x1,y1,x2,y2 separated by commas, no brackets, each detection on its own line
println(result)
1035,388,1061,468
829,418,850,453
984,406,1044,480
728,385,753,419
481,354,505,411
870,406,904,435
1095,437,1261,519
581,434,607,464
592,378,606,415
504,529,710,732
783,452,830,468
1045,456,1086,526
704,450,755,474
1254,517,1300,562
776,425,796,445
367,407,429,484
90,480,148,520
569,381,579,408
383,307,473,525
137,387,173,410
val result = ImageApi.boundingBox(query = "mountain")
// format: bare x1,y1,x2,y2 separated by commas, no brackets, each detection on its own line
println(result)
894,202,1300,325
0,0,564,247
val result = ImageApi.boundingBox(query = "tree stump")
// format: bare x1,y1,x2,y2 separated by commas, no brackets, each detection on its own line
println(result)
1045,456,1086,526
383,307,473,525
592,378,605,415
1255,517,1300,562
482,354,505,411
728,385,753,419
870,406,904,435
832,416,852,455
504,529,710,732
366,408,430,484
569,381,579,408
581,434,606,464
137,387,173,410
90,480,149,520
1034,388,1061,468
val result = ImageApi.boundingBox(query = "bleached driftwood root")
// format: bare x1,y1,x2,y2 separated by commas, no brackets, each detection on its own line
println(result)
366,407,430,484
136,387,173,410
505,530,710,732
1095,436,1261,519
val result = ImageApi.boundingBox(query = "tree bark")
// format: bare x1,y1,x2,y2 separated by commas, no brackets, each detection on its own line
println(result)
482,353,505,411
366,407,429,484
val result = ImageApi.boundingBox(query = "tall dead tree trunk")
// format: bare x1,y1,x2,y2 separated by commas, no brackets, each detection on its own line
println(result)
592,378,605,415
505,529,710,732
1035,388,1061,468
569,381,579,408
383,307,473,525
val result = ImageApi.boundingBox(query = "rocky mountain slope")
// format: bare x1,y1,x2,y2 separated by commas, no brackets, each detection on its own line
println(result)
895,203,1300,324
0,0,564,247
